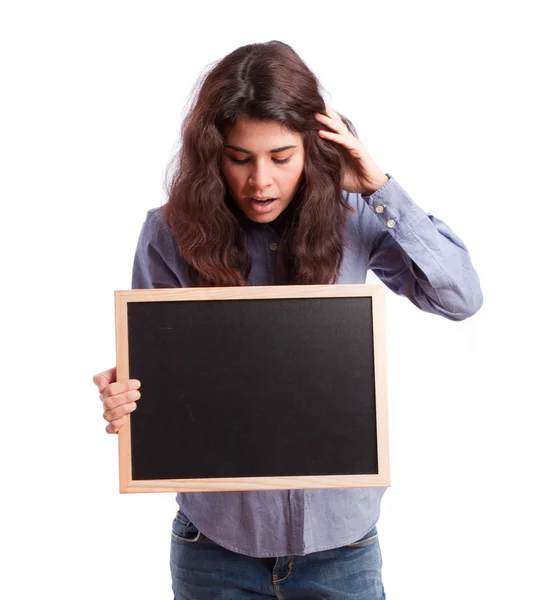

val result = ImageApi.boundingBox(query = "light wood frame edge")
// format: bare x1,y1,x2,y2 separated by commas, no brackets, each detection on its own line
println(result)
372,285,391,487
115,290,133,493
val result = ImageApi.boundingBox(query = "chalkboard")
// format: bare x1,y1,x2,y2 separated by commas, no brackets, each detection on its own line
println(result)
114,284,389,493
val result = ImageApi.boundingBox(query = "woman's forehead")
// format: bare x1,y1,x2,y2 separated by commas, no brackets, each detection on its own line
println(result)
224,118,302,152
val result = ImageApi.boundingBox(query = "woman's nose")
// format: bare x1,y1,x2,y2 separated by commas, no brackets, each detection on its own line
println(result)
248,163,273,188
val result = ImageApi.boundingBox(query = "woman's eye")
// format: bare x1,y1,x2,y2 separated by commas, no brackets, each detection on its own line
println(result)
229,157,291,165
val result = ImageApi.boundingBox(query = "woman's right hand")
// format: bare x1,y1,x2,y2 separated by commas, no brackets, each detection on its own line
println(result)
93,367,141,434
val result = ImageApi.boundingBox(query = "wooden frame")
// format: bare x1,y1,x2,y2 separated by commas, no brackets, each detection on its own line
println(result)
115,284,390,493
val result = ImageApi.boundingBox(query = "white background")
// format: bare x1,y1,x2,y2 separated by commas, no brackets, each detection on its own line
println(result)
1,1,537,598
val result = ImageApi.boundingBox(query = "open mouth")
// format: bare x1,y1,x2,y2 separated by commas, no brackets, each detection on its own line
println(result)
247,197,279,213
250,197,276,205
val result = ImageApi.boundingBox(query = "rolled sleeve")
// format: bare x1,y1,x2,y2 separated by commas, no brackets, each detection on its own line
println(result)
361,177,483,321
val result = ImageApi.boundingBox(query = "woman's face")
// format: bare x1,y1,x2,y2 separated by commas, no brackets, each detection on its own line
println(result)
221,117,305,223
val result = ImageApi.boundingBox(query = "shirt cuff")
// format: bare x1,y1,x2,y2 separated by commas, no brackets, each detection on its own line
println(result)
361,174,427,240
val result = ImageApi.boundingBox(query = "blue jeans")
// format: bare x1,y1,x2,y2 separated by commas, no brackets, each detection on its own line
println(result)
170,508,386,599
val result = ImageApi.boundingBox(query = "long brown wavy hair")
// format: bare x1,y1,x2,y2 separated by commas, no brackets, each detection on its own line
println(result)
163,40,358,286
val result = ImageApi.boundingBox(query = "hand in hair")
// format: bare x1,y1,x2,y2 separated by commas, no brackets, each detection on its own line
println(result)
315,105,389,196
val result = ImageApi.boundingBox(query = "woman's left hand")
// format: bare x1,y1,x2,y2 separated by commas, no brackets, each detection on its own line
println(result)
315,105,389,195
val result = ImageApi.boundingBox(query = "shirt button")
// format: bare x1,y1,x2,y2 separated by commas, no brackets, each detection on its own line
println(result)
375,205,385,214
387,219,396,228
270,242,278,251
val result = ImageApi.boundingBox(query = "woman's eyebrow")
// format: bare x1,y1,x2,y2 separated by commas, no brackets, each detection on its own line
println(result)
224,144,297,154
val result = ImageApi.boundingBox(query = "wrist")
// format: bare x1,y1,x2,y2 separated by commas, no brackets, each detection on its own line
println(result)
363,174,389,195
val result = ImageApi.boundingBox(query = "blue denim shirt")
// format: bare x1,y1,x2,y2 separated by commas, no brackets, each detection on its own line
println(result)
131,175,483,557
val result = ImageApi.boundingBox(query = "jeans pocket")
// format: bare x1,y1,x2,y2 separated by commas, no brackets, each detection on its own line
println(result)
171,509,203,544
345,525,379,548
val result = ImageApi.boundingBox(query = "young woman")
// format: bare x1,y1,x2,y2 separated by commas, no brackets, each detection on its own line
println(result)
93,40,483,599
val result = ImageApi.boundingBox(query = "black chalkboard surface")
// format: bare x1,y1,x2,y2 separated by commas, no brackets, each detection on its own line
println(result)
114,284,389,493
